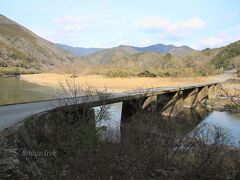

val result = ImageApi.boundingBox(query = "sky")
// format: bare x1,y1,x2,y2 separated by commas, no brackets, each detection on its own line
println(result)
0,0,240,49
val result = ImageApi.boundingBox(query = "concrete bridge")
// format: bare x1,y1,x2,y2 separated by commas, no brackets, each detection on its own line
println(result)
0,81,221,131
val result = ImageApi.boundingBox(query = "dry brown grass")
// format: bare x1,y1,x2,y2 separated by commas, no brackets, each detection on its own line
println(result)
21,73,220,92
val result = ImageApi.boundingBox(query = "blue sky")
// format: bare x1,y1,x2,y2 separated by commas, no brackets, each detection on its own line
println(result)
0,0,240,49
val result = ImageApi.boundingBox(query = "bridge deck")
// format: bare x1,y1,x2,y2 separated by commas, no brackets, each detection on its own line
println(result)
0,82,220,131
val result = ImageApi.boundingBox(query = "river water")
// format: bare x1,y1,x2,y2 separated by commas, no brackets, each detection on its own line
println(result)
98,102,240,146
1,77,240,146
0,77,53,105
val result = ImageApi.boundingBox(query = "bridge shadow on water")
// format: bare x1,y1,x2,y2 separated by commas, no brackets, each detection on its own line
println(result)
96,102,209,143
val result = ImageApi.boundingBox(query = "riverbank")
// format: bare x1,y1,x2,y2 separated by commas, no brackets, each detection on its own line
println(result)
21,73,228,92
0,67,40,76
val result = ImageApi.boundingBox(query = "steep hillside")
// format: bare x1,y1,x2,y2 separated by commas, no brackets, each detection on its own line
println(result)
210,41,240,69
0,15,73,74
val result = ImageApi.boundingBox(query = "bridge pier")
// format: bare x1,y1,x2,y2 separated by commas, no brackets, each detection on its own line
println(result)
183,86,209,108
208,84,219,99
142,95,158,110
121,97,147,121
121,94,164,121
161,91,184,117
208,84,216,99
121,100,136,121
183,88,199,108
198,86,209,101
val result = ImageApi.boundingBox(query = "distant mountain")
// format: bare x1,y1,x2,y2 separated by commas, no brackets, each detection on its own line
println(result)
56,43,195,57
0,15,73,71
84,44,195,64
85,46,169,67
86,45,139,64
135,44,194,55
55,43,104,56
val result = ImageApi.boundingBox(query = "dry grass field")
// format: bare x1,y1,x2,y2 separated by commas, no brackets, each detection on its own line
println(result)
21,73,222,92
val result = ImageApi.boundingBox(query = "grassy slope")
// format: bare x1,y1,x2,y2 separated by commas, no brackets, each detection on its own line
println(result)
210,41,240,69
0,14,74,75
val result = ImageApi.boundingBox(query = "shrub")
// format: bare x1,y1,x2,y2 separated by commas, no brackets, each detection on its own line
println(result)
70,73,78,78
138,70,156,77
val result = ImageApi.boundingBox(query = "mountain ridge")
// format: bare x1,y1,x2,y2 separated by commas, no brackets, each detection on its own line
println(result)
55,43,104,56
56,43,196,57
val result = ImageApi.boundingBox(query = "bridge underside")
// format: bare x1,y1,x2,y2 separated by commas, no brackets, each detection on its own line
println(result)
121,84,219,119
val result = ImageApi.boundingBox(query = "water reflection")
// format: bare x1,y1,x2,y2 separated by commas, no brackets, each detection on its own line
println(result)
95,102,122,142
0,77,53,105
97,102,240,147
198,111,240,146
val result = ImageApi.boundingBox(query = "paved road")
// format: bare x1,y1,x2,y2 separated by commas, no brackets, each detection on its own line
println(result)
0,92,131,131
0,100,58,131
0,82,221,131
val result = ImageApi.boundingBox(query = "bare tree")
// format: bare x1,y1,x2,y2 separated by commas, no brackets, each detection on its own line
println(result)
218,81,240,110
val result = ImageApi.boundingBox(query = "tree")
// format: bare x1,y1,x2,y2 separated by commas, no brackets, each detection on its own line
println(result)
163,53,172,68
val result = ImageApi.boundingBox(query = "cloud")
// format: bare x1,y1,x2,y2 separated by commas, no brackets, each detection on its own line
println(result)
47,15,138,47
140,17,206,35
201,25,240,48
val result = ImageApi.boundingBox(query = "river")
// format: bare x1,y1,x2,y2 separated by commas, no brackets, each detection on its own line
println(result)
0,77,54,105
98,102,240,146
